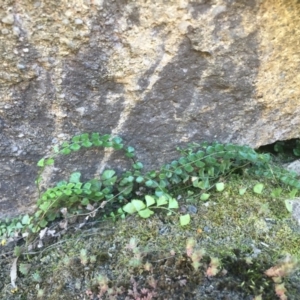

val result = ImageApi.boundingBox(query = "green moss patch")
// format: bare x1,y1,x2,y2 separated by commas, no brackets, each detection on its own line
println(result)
1,136,300,299
1,175,300,299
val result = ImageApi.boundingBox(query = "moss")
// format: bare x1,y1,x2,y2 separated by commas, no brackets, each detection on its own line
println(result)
1,174,300,299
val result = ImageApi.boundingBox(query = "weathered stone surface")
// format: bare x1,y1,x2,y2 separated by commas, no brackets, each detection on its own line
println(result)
283,160,300,175
0,0,300,218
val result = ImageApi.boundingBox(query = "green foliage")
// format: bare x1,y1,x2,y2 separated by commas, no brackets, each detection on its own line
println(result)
19,263,31,276
285,200,293,213
80,249,88,265
1,133,300,239
271,139,300,159
294,143,300,156
180,214,191,226
216,182,225,192
239,187,247,196
253,183,264,194
200,193,210,201
271,188,282,198
32,272,42,283
13,246,22,257
122,194,178,219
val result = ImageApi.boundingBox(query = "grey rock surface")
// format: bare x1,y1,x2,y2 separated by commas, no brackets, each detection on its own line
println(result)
283,160,300,176
1,0,300,217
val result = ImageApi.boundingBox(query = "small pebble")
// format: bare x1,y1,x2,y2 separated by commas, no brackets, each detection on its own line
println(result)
159,226,169,235
205,285,214,293
12,26,20,36
264,218,276,224
187,205,198,214
17,63,26,70
203,226,211,233
1,14,14,25
74,18,83,25
1,28,9,35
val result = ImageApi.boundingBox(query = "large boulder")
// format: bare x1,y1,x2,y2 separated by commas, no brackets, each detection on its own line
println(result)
1,0,300,218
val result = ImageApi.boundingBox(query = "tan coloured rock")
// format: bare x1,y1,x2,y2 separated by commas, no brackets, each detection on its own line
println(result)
252,0,300,146
1,14,14,25
0,0,300,218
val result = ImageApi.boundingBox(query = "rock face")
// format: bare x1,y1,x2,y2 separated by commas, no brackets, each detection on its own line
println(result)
0,0,300,218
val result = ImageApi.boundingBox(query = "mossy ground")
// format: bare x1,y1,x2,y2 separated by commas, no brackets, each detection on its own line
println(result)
1,175,300,299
